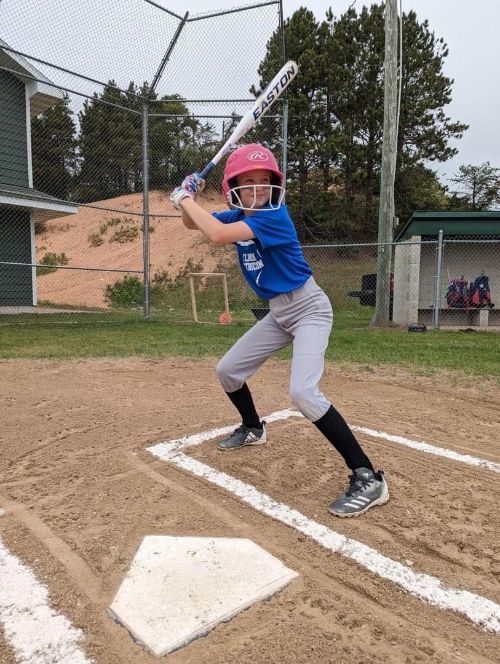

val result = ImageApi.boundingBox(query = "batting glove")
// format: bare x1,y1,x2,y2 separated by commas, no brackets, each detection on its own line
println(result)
181,172,203,195
170,186,194,210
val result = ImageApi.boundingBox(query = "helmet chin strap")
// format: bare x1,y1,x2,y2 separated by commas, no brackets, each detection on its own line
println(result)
228,184,286,211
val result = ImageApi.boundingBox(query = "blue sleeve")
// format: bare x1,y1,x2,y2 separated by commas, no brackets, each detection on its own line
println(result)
243,205,296,249
211,210,242,224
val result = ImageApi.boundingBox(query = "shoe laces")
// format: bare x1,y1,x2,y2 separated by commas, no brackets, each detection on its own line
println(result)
235,422,263,434
345,473,374,497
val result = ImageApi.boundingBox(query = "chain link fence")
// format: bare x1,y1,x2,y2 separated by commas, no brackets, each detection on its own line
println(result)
0,0,285,323
392,234,500,330
178,235,497,330
1,1,499,331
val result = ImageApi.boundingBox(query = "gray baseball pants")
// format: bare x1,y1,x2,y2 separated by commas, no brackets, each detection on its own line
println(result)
216,276,333,422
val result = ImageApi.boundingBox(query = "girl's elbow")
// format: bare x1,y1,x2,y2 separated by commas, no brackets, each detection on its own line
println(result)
212,231,229,245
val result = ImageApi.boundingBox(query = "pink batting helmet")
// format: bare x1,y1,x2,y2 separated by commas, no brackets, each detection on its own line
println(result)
222,144,284,206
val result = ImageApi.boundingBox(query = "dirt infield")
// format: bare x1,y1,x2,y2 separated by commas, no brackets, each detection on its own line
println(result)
1,358,499,663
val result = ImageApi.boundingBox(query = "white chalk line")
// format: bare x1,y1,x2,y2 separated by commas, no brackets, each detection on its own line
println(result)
350,425,500,474
148,409,301,456
149,408,500,475
147,409,500,633
0,537,92,664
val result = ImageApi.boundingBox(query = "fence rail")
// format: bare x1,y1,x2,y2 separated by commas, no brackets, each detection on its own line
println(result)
1,237,499,330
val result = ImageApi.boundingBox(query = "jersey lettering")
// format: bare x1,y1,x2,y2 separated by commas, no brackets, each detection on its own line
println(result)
242,245,264,274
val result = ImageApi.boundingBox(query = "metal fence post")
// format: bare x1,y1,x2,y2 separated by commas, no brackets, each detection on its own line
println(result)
433,229,444,330
142,101,150,319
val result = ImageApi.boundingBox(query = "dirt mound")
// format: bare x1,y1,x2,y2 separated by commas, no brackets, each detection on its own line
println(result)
1,360,499,663
35,190,230,308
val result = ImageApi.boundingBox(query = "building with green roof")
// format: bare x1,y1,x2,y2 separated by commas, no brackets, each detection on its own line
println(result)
393,211,499,328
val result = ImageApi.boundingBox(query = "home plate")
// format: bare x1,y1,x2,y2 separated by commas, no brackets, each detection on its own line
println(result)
108,535,299,656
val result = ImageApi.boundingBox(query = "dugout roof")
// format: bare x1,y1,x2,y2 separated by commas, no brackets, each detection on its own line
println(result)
395,211,500,241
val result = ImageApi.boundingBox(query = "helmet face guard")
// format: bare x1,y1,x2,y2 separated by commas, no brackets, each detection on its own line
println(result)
222,143,285,210
227,183,285,211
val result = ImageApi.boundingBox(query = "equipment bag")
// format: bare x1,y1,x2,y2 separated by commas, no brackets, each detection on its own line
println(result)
469,274,492,308
446,277,469,308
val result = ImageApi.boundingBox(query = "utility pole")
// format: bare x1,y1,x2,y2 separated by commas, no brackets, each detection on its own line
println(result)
372,0,398,327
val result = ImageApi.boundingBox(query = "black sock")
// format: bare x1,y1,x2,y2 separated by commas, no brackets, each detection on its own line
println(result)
313,405,374,472
226,383,262,429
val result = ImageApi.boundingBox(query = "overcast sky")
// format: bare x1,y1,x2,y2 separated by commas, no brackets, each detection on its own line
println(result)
174,0,500,184
2,0,498,185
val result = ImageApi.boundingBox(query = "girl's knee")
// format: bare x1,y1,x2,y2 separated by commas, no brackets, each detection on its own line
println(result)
216,357,232,384
290,384,328,421
290,385,313,416
216,357,242,393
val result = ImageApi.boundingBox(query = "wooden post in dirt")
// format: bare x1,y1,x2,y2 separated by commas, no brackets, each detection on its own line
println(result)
372,0,398,327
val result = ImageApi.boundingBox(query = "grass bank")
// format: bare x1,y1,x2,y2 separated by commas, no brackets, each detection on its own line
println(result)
1,318,498,381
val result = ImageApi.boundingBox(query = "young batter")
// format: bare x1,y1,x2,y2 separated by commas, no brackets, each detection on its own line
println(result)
170,144,389,517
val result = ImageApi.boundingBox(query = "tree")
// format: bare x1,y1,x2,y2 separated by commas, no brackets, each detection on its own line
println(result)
449,162,500,210
253,4,467,241
251,8,342,240
325,5,468,235
395,163,448,218
251,10,325,188
396,11,468,166
31,94,77,200
75,81,140,202
323,5,386,235
75,81,216,202
147,95,216,190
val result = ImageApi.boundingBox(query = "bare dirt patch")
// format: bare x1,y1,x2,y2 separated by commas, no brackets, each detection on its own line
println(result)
1,359,499,663
35,190,230,308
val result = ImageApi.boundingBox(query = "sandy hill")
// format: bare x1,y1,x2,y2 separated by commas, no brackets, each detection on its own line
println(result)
36,189,233,308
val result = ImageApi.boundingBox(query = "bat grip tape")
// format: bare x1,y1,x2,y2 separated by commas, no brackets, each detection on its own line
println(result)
199,162,215,179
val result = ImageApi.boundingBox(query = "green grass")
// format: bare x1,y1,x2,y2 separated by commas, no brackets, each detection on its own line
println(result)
0,315,498,381
326,328,500,379
3,250,496,380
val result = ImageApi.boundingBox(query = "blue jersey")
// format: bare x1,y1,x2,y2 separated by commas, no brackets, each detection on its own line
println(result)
212,205,312,300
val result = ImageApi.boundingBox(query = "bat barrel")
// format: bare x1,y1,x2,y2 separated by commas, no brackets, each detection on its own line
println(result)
197,61,298,182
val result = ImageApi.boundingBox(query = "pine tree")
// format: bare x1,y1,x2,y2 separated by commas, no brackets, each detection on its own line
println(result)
251,8,335,240
75,81,217,202
76,81,134,202
31,94,77,200
254,4,468,240
449,162,500,210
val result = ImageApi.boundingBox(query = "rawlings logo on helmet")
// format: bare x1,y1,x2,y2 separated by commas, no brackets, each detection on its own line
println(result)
247,151,270,162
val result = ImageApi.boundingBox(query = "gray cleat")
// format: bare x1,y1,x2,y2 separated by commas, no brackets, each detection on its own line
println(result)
217,422,266,450
329,467,389,517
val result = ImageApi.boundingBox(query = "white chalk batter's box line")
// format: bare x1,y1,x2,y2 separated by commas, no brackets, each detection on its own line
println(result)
147,409,500,634
0,537,93,664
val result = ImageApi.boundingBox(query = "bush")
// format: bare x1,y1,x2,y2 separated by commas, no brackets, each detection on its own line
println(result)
152,258,204,292
89,217,138,247
149,259,205,310
88,232,104,247
109,225,139,243
37,252,69,276
105,276,143,308
100,218,121,234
